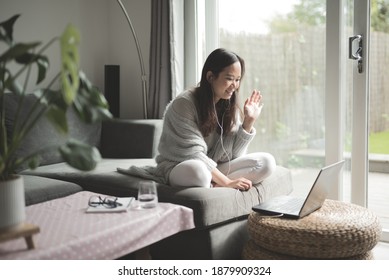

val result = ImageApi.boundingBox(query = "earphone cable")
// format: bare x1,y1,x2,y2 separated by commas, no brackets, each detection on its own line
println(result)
213,97,231,176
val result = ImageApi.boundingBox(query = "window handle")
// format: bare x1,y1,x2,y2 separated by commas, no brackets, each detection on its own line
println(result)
349,35,363,73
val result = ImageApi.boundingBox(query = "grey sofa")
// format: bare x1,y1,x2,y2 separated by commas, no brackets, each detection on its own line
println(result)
6,94,293,259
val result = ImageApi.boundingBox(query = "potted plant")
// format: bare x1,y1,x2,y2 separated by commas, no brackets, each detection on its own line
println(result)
0,15,112,230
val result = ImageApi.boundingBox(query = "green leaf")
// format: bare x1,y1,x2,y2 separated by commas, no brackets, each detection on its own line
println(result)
37,89,67,110
4,77,22,95
0,42,41,63
59,139,101,171
60,24,80,105
0,14,20,45
46,106,68,135
27,156,41,170
73,73,112,123
15,53,49,84
33,89,70,135
36,55,49,84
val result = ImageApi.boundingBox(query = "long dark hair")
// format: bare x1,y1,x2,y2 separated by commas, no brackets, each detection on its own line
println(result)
194,48,245,137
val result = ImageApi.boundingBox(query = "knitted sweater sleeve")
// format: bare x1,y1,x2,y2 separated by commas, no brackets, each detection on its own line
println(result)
230,125,256,158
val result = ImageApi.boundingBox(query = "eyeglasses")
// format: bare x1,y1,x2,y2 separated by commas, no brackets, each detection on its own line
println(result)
88,195,123,208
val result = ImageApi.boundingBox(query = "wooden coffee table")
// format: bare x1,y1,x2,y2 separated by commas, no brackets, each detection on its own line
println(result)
0,191,195,259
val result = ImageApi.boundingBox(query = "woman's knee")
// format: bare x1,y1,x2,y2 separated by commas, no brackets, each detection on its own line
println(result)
259,153,277,178
238,152,276,183
169,160,211,188
225,153,276,183
235,152,276,174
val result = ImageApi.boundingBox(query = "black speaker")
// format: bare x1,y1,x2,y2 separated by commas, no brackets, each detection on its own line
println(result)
104,65,120,118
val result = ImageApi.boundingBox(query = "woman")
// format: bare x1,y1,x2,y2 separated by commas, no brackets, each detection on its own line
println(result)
122,48,276,190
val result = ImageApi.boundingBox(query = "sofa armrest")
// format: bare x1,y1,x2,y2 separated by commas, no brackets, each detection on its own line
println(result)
100,119,163,158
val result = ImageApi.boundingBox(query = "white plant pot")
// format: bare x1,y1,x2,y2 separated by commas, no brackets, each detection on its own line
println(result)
0,175,26,230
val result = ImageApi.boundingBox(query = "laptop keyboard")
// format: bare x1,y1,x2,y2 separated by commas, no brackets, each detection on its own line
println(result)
274,197,305,212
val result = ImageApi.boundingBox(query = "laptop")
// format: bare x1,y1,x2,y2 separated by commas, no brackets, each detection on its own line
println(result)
252,160,345,219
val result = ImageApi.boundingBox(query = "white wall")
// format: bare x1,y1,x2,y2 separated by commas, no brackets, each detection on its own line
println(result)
0,0,151,119
108,0,151,119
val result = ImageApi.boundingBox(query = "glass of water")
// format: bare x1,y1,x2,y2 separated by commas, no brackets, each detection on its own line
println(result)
137,181,158,209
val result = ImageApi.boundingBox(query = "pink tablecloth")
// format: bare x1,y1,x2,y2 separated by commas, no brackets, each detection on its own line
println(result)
0,191,195,259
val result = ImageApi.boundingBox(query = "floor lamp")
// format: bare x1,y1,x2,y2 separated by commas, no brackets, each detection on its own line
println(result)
116,0,148,119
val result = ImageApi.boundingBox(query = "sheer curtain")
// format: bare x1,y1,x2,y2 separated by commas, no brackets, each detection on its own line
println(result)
148,0,184,119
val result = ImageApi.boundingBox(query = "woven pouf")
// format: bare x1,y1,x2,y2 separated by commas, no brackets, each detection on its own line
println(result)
242,239,373,260
244,199,382,259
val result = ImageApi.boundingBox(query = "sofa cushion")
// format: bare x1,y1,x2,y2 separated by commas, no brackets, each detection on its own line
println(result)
100,119,163,158
5,93,101,170
22,159,293,228
23,175,83,206
21,158,154,191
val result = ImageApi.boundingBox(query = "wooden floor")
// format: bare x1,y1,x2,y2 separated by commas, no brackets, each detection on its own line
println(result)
364,172,389,230
290,168,389,232
373,242,389,260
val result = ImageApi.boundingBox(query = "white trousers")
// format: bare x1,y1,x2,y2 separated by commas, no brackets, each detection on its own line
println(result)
168,152,276,188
